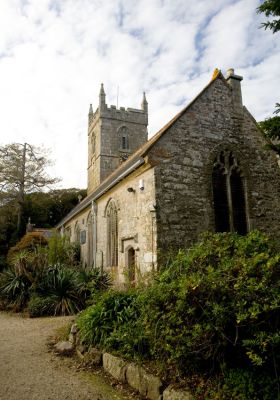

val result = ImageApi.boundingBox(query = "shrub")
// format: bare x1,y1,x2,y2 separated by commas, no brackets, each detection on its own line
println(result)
142,231,280,377
0,266,31,311
77,290,148,358
7,232,48,263
36,265,84,315
47,233,80,266
28,296,55,318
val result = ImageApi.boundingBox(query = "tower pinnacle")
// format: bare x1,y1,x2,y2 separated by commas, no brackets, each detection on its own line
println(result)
141,92,148,113
99,83,106,112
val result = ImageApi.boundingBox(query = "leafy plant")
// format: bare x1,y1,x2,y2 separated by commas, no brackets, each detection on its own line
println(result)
77,290,148,358
36,265,83,315
0,266,31,311
28,295,56,318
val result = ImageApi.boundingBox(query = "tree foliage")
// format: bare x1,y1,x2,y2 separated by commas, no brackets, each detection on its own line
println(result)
257,1,280,156
257,0,280,33
259,104,280,155
0,142,59,234
0,188,86,266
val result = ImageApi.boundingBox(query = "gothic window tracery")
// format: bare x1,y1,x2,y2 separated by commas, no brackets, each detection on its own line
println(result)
212,150,247,235
106,200,118,267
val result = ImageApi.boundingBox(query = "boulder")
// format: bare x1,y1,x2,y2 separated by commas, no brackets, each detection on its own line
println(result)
54,341,74,356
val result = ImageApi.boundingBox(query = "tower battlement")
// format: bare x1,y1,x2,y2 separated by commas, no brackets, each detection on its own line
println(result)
87,84,148,195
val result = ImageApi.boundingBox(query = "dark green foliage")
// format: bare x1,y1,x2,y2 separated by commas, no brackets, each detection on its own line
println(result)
0,188,86,263
77,290,148,358
27,296,56,318
77,231,280,397
218,368,279,400
145,232,280,376
0,266,31,311
257,0,280,33
0,235,112,316
35,265,83,315
259,112,280,155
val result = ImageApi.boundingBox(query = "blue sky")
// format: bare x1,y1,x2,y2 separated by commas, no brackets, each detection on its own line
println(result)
0,0,279,188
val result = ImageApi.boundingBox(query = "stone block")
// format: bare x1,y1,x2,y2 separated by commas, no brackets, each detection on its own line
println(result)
163,386,193,400
126,363,141,391
102,353,127,382
126,362,162,400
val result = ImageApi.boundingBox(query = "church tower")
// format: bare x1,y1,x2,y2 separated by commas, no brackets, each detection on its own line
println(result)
87,84,148,195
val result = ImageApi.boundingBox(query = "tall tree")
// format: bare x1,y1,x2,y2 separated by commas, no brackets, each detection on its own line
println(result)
257,0,280,33
0,143,59,235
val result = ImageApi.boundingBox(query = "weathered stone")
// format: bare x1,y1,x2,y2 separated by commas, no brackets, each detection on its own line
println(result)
77,344,86,354
56,71,280,286
102,353,127,382
163,386,194,400
84,348,102,365
68,333,76,344
54,341,74,356
126,362,162,400
126,363,141,392
141,369,162,400
70,323,78,334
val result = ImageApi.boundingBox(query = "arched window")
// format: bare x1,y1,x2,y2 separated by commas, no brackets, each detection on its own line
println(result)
74,222,81,243
119,126,129,150
106,200,118,267
212,150,247,235
87,212,94,268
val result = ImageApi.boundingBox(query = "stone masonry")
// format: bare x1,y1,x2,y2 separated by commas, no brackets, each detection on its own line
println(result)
57,69,280,284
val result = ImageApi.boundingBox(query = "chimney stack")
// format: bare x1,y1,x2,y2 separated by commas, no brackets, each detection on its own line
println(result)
226,68,243,116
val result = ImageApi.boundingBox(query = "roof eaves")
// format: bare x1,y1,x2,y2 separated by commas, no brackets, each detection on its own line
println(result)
56,156,145,228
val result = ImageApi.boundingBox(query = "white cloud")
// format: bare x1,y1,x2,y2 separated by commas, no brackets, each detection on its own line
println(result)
0,0,279,189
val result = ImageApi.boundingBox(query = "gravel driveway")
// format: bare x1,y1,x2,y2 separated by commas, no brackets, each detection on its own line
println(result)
0,312,126,400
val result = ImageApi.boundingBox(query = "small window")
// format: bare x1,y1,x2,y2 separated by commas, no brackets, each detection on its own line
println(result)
119,126,129,150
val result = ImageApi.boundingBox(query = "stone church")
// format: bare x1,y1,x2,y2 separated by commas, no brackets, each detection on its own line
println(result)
57,68,280,285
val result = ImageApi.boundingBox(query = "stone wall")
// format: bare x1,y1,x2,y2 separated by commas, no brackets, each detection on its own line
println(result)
63,164,156,285
148,76,280,254
95,165,156,285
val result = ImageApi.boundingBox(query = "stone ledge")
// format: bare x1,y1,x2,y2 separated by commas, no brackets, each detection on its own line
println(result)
103,352,127,382
68,323,193,400
126,362,162,400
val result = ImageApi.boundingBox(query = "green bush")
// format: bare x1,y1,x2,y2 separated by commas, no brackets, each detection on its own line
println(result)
77,231,280,398
36,265,84,315
143,231,280,376
28,296,55,318
77,290,148,358
0,266,31,311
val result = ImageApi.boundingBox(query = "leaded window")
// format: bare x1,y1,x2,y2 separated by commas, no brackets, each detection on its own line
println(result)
212,150,247,235
106,200,118,267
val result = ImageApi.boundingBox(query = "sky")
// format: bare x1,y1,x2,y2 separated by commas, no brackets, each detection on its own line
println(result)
0,0,279,189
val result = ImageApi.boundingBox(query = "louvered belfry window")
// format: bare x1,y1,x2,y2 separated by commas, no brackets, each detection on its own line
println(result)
106,201,118,267
212,150,247,235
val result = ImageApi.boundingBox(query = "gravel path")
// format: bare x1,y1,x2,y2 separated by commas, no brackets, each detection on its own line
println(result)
0,312,127,400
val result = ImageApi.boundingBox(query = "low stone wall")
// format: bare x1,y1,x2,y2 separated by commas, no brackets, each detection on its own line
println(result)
55,323,194,400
